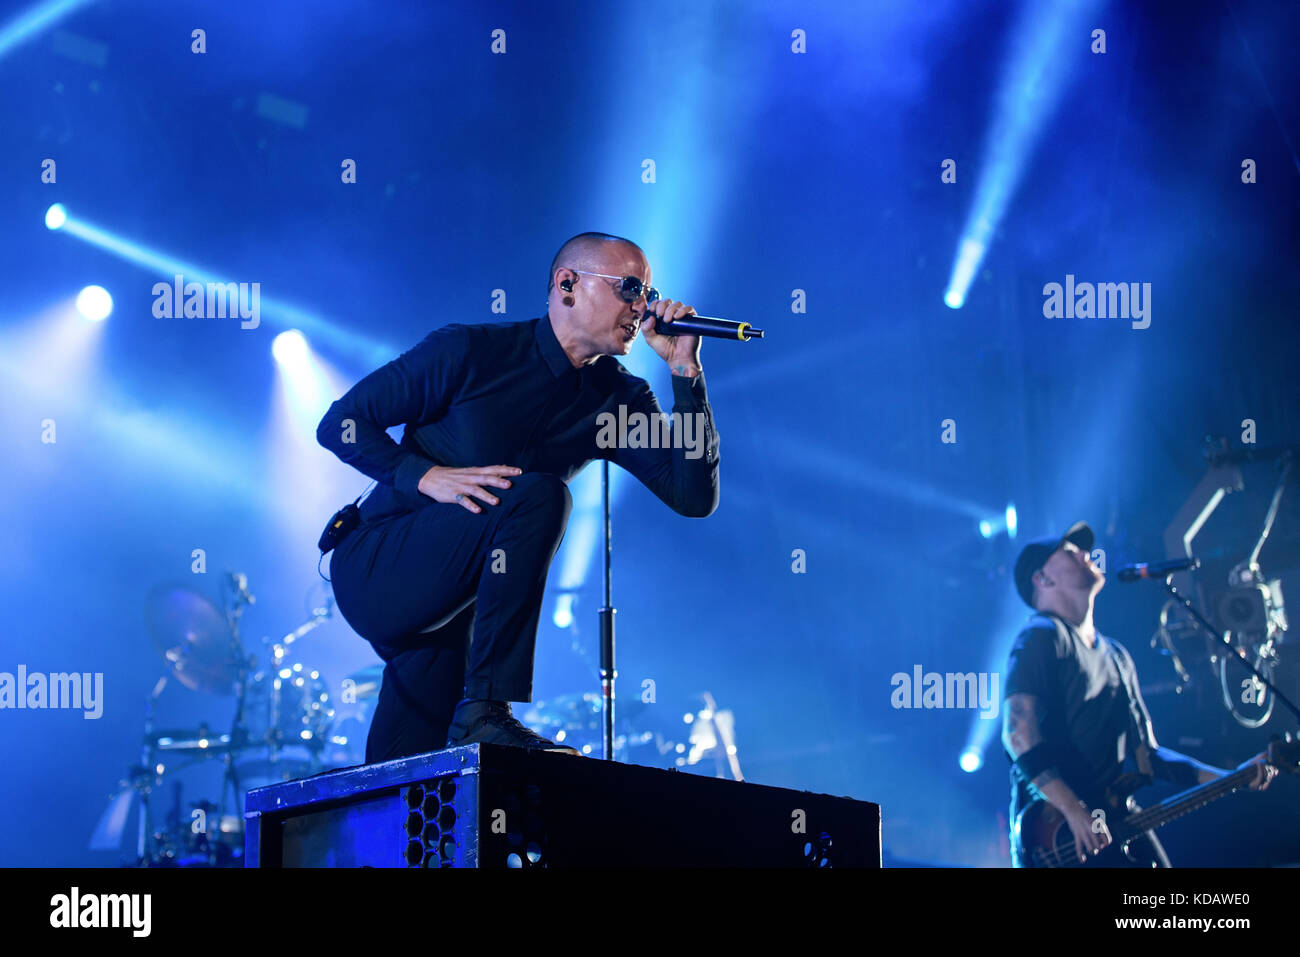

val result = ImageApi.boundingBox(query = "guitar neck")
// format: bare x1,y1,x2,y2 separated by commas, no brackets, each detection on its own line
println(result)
1123,766,1257,834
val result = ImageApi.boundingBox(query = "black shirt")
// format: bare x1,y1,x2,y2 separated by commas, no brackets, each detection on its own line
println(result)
316,312,721,524
1002,613,1160,822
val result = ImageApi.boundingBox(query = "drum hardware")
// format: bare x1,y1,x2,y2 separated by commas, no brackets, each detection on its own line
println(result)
92,577,340,866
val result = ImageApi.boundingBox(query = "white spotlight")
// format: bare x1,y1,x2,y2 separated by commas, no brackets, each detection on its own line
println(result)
76,285,112,321
272,330,309,366
45,203,67,230
553,593,574,629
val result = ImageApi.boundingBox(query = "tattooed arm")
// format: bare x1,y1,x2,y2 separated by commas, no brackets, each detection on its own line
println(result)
1003,692,1111,862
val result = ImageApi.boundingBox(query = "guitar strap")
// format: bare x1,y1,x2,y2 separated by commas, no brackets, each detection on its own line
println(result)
1108,637,1156,780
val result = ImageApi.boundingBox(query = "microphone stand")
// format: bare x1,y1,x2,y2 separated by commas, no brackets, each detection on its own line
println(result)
1162,575,1300,723
599,460,617,761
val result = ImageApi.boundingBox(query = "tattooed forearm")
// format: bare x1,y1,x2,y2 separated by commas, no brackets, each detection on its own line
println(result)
671,363,701,378
1003,693,1042,756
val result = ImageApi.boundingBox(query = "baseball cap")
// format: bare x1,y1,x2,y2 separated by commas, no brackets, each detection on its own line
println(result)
1013,520,1095,609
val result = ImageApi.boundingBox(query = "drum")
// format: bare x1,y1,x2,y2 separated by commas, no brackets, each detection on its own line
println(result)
243,662,335,750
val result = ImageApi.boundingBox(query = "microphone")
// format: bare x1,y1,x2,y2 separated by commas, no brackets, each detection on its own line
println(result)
1116,557,1200,582
650,312,764,341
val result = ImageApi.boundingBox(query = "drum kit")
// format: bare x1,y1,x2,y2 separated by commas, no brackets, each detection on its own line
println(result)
90,573,744,866
89,574,355,867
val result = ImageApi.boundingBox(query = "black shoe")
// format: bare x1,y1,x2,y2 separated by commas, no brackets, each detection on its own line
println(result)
445,700,580,755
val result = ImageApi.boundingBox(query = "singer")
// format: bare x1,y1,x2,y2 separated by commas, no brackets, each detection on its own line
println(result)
315,232,720,762
1000,521,1274,866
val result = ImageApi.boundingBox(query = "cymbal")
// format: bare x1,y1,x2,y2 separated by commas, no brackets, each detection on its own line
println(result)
145,585,242,695
147,729,241,754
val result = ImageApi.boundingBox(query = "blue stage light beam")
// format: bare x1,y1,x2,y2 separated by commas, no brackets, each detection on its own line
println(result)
271,330,344,443
43,204,397,365
944,0,1106,309
0,0,94,59
268,333,354,560
543,13,744,618
964,348,1143,771
960,592,1028,768
776,438,993,519
0,304,261,501
0,298,106,406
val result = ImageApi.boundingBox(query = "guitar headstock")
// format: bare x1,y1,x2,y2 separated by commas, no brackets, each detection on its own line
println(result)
1266,733,1300,774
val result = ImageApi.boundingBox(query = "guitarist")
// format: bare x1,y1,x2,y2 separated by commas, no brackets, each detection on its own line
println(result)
1001,521,1276,866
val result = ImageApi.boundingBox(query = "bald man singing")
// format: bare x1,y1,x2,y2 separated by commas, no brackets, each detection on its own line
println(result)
317,232,720,762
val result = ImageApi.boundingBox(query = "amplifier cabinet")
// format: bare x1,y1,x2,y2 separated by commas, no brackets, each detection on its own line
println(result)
245,743,882,868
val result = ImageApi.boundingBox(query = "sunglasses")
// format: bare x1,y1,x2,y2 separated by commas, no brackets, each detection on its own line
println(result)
571,270,660,307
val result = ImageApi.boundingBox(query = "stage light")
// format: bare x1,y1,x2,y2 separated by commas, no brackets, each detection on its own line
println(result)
75,285,112,321
960,750,982,773
272,330,308,366
944,237,983,310
44,206,397,363
980,507,1019,540
552,593,574,629
943,1,1103,308
0,0,96,60
267,329,351,564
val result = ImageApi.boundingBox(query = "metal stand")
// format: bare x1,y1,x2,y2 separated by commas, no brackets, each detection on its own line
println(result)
216,587,253,830
598,460,617,761
136,677,166,864
1162,575,1300,723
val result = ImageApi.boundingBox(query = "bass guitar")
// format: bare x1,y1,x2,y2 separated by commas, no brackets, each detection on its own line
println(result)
1013,734,1299,867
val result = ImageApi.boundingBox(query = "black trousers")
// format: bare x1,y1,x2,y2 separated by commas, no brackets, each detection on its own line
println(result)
329,471,573,763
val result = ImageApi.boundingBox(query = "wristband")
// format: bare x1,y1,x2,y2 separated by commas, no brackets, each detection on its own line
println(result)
1013,742,1060,783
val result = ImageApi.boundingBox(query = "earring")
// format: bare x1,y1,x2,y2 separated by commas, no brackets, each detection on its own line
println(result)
563,295,574,306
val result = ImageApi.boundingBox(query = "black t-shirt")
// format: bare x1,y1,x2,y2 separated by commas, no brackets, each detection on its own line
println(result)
1002,613,1157,824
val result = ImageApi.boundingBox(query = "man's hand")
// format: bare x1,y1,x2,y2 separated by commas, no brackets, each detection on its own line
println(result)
639,298,702,374
1064,802,1112,863
1237,751,1278,791
417,464,522,513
